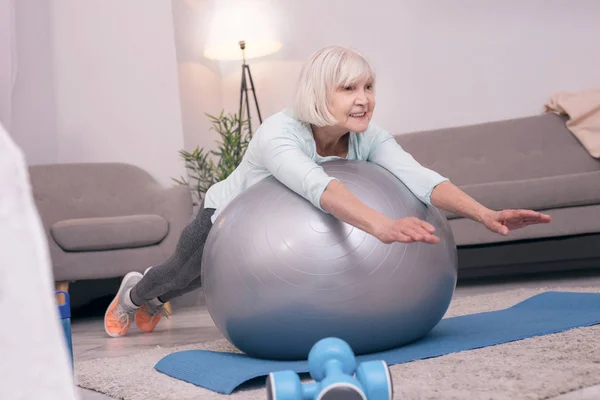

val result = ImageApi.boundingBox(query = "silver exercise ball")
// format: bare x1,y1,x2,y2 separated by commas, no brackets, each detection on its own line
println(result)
201,160,458,361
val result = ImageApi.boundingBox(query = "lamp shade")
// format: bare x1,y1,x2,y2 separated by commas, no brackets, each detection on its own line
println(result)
203,2,282,61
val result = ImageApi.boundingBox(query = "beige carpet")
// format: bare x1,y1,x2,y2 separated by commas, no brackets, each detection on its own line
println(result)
75,286,600,400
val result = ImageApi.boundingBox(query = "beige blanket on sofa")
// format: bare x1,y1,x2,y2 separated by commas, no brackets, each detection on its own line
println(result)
544,89,600,158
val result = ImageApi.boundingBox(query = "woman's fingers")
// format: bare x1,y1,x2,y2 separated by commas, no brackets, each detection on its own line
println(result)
415,225,436,240
380,217,441,244
505,209,552,222
402,226,423,241
401,225,439,244
522,210,550,220
395,233,414,243
421,221,436,233
491,221,509,235
421,234,440,244
408,218,436,233
506,214,552,229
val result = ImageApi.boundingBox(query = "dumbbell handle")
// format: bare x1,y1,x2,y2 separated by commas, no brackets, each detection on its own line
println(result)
323,359,345,379
301,382,320,399
301,359,348,399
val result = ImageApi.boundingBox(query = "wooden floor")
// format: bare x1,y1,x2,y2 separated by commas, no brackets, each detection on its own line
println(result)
75,269,600,400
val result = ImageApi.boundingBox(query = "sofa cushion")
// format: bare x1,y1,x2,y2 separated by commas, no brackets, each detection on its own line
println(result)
443,171,600,219
51,214,169,252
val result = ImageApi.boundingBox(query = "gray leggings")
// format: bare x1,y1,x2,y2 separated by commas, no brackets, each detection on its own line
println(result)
130,207,216,305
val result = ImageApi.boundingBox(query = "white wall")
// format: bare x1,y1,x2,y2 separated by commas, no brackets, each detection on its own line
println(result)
9,1,186,187
218,0,600,134
50,1,185,186
10,0,59,165
171,0,223,154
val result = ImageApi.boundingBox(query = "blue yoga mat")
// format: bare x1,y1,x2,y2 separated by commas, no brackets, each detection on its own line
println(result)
155,291,600,395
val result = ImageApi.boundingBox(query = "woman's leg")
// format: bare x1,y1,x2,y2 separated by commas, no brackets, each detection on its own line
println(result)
130,207,215,305
155,269,203,303
104,206,215,337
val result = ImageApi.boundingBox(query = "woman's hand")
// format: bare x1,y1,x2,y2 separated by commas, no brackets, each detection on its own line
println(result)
374,217,440,244
480,209,552,236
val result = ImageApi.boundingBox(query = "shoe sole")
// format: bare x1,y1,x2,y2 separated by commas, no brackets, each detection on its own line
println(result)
104,271,142,338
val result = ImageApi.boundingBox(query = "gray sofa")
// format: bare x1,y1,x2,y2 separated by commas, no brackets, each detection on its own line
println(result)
29,163,193,284
396,113,600,279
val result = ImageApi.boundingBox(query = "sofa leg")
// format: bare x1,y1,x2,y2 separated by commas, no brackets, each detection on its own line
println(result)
55,281,69,305
164,301,172,315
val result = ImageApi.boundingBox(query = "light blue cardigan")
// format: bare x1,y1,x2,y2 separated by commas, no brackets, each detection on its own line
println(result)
204,108,448,222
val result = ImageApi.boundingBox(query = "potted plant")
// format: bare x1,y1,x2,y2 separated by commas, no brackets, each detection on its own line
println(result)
173,111,252,206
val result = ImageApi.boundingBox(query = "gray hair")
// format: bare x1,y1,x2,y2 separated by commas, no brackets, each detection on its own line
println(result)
293,46,376,126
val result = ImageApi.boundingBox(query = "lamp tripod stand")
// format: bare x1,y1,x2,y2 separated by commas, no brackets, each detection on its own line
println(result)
238,40,262,135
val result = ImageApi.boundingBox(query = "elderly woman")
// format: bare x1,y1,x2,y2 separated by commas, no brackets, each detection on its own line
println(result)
104,46,551,337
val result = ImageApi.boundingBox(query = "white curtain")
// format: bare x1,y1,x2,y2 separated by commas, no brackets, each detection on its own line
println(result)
0,0,16,130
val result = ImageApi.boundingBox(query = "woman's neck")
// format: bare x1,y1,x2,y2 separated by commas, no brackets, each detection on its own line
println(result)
311,125,349,157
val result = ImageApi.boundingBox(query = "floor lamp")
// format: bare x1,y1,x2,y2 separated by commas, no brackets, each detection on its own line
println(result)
237,40,262,135
202,3,282,134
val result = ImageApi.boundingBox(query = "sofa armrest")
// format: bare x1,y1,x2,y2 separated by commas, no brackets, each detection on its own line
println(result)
143,183,194,236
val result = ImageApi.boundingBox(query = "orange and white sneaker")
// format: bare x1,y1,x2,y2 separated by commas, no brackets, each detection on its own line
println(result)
135,266,170,333
135,298,170,333
104,271,143,338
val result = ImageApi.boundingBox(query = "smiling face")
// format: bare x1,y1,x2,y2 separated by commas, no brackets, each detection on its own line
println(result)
328,78,375,133
292,46,377,133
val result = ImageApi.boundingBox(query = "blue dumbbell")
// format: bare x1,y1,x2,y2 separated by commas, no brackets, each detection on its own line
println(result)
266,337,393,400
